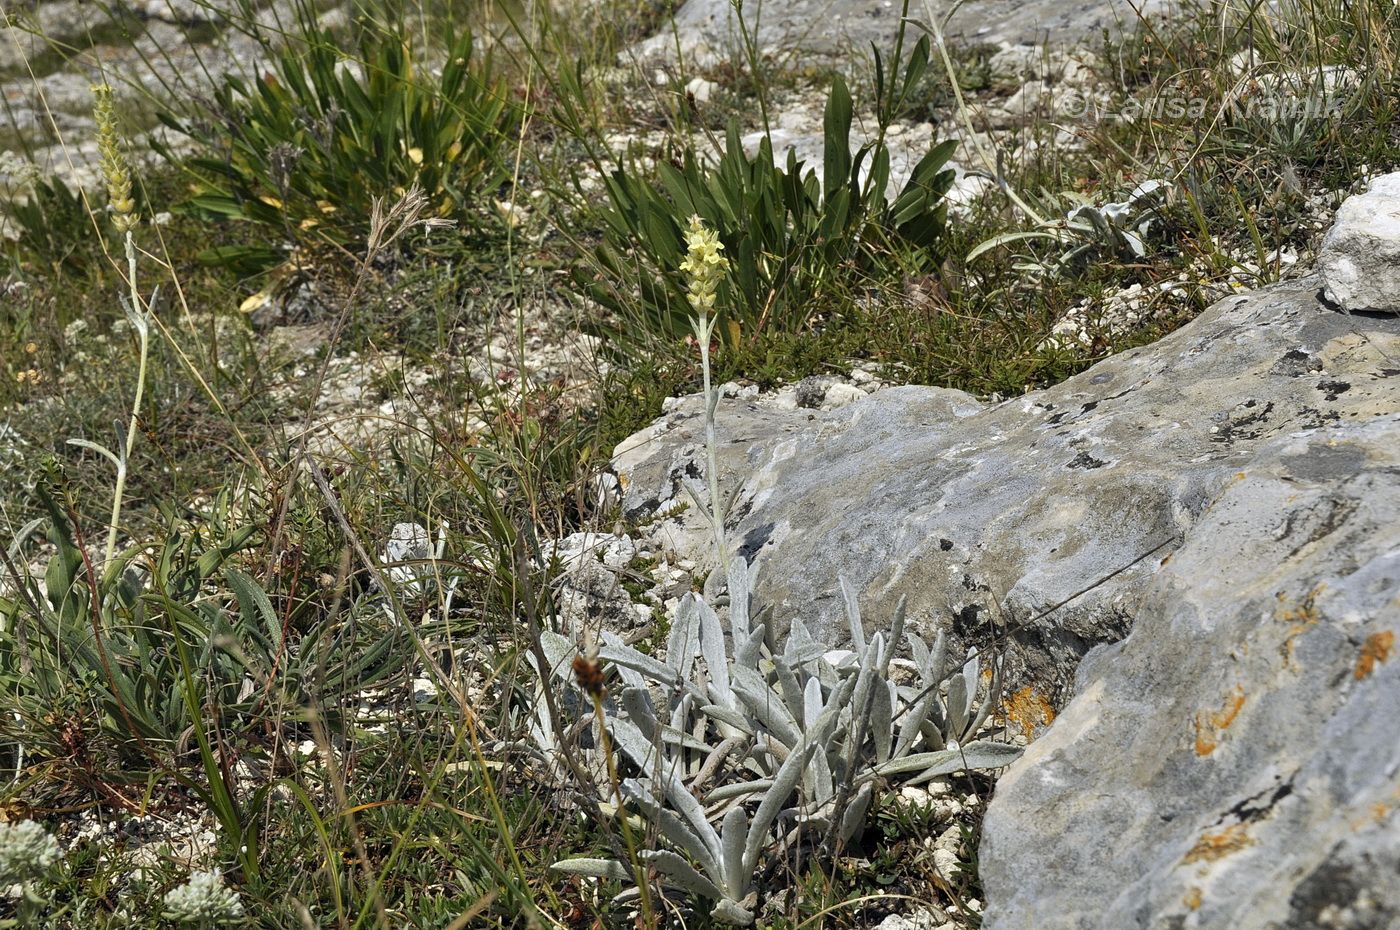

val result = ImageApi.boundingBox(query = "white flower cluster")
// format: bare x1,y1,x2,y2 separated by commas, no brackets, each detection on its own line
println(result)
162,870,245,924
0,820,60,884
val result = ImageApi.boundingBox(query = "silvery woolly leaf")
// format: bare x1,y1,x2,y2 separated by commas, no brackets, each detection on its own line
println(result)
609,713,662,774
839,577,866,653
771,655,806,727
599,631,655,691
883,596,907,669
696,595,734,708
657,722,715,754
743,675,856,874
550,858,630,880
950,648,980,739
706,779,775,803
964,653,1005,740
670,691,694,741
731,683,801,754
700,703,754,735
727,556,753,646
623,779,720,877
945,666,970,739
894,679,938,759
906,631,931,680
712,898,756,926
784,618,826,668
668,596,702,679
620,687,660,743
681,477,716,528
802,677,823,730
66,439,122,471
928,630,948,686
598,639,680,689
806,736,834,804
537,630,579,681
735,624,766,670
731,665,802,747
838,783,874,845
720,804,748,899
867,739,1022,780
640,848,724,901
871,679,894,764
849,632,883,748
656,768,723,866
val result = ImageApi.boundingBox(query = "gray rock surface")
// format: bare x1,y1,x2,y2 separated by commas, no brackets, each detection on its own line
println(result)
633,0,1162,66
613,279,1400,705
1320,172,1400,314
980,411,1400,929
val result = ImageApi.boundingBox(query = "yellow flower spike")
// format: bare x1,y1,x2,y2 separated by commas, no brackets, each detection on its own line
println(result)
679,215,728,316
92,84,139,234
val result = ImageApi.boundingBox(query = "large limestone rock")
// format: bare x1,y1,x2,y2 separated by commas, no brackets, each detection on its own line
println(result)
632,0,1161,66
979,412,1400,929
1320,172,1400,314
615,278,1400,703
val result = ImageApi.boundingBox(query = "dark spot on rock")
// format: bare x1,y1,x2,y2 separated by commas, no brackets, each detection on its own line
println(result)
1282,443,1365,482
952,602,984,635
1296,406,1343,431
1223,778,1294,825
730,495,755,523
1272,348,1322,378
1080,401,1100,414
1318,379,1351,400
1091,372,1114,384
1047,411,1068,425
939,538,955,551
1067,450,1108,469
1211,400,1275,443
1285,857,1396,929
737,522,775,561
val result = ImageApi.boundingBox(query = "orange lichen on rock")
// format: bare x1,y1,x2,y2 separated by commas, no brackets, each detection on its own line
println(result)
1355,630,1395,680
1182,823,1254,864
1004,686,1056,739
1194,685,1246,756
1183,887,1203,910
1275,586,1323,626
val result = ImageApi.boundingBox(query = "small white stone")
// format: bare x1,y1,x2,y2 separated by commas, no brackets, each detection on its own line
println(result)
686,76,720,103
823,382,866,409
1319,172,1400,313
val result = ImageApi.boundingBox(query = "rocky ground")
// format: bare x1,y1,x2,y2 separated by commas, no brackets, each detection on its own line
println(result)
1,0,1398,926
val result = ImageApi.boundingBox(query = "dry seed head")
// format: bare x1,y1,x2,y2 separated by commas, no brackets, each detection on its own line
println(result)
92,84,139,233
572,652,606,698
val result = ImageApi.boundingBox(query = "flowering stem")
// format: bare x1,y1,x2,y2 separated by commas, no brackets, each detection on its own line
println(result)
103,229,147,573
679,216,732,574
696,311,727,573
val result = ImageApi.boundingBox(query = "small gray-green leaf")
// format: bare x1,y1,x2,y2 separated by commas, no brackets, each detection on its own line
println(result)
551,858,630,880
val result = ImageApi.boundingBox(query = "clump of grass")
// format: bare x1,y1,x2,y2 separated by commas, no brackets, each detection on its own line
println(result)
577,53,956,351
159,18,517,277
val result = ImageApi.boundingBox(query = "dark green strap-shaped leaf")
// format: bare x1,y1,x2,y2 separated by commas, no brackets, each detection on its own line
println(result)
224,568,282,655
823,76,853,196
